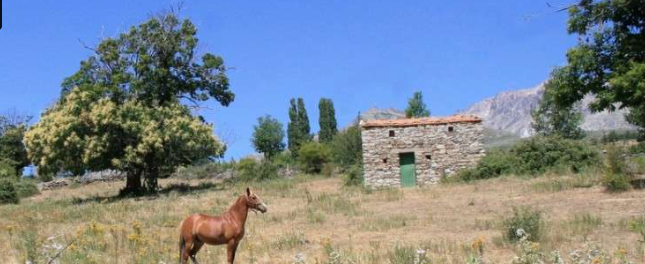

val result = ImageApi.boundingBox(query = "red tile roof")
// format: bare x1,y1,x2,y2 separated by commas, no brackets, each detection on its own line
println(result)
360,115,482,128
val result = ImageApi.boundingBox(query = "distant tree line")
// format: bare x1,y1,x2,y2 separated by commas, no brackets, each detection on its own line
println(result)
250,96,363,183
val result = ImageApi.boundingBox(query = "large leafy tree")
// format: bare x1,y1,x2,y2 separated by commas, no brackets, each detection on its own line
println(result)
550,0,645,134
287,98,311,156
318,98,338,143
60,13,233,107
25,12,232,194
25,89,224,193
252,115,285,159
405,91,430,118
532,73,585,139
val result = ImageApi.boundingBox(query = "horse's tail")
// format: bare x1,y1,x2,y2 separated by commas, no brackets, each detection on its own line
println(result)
179,234,185,264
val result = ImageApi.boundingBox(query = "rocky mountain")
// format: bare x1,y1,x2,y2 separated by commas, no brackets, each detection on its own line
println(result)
459,83,635,137
360,107,406,121
358,83,635,138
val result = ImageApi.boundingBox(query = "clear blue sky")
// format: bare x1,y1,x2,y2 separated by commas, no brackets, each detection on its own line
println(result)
0,0,576,159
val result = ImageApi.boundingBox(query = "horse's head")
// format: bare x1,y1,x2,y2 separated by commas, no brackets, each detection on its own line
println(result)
245,187,268,214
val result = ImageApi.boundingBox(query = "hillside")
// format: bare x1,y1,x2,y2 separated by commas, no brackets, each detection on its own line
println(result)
2,176,644,263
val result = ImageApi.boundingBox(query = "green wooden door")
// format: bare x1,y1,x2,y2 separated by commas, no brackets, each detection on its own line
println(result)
399,153,416,187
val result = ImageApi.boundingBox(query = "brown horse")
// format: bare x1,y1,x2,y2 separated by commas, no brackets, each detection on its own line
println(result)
178,187,268,264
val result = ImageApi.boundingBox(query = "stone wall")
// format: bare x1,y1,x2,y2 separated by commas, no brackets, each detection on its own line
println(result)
361,122,485,188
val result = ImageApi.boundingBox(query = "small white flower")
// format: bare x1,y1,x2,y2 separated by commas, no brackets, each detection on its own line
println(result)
293,252,306,264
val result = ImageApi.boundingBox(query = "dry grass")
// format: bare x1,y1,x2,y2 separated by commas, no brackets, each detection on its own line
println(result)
1,174,644,264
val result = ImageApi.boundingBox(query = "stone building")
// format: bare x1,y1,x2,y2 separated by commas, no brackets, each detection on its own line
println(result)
360,115,485,188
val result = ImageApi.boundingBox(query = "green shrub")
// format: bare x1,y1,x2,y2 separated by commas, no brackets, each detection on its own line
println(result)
602,130,641,143
602,146,632,192
630,141,645,154
604,145,628,175
343,165,363,186
627,215,645,244
0,178,19,204
457,151,519,181
602,173,631,192
455,136,600,181
236,158,279,182
298,142,331,174
330,125,362,168
503,207,543,242
0,160,17,180
37,173,53,183
14,179,39,198
511,136,599,174
272,151,295,168
321,163,334,178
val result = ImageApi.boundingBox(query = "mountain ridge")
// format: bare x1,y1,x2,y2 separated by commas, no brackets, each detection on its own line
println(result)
358,83,635,136
459,83,635,136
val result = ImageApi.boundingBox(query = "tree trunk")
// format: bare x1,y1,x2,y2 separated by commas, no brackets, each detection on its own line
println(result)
121,172,143,196
143,166,159,193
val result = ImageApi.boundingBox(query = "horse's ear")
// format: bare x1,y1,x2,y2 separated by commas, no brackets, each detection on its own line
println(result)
246,187,251,196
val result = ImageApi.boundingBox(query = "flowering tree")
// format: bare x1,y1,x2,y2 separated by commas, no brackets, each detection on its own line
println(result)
25,12,232,194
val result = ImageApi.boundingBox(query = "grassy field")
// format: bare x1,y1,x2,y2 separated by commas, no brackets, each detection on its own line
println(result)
1,173,644,264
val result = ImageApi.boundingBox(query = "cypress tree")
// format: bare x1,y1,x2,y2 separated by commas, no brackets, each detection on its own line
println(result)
287,97,312,156
297,98,311,140
318,98,338,143
287,99,300,155
405,91,430,118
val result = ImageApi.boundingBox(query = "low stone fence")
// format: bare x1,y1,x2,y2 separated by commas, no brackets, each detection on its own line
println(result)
38,170,126,191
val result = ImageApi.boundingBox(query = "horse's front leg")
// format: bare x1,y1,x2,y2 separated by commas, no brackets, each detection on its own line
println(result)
226,240,240,264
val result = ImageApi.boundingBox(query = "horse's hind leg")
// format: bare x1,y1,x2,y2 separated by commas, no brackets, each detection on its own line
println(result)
189,241,204,264
180,235,197,264
180,240,192,264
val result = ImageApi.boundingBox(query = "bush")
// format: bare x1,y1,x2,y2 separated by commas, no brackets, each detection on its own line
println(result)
511,136,599,174
602,173,631,192
0,178,19,204
330,125,362,168
0,160,17,180
602,130,641,143
14,179,39,198
321,163,334,178
602,146,632,192
343,165,363,186
630,141,645,154
298,142,331,174
503,207,543,242
457,151,519,181
37,173,53,183
272,151,295,168
455,136,600,181
604,145,628,175
236,158,279,182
